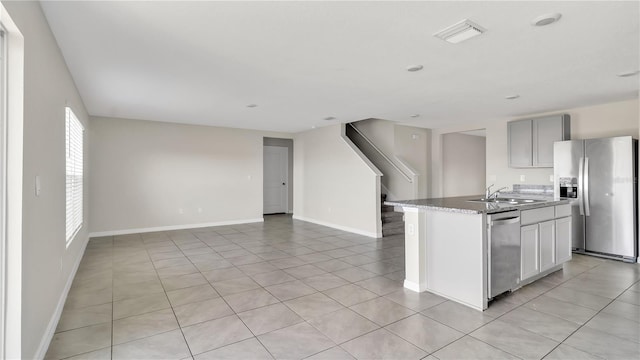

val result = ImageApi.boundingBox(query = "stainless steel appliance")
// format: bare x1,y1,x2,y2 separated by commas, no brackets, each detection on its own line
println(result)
554,136,638,262
487,210,521,298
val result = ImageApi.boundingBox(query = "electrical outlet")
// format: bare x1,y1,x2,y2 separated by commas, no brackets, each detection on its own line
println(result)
408,224,415,235
520,175,526,182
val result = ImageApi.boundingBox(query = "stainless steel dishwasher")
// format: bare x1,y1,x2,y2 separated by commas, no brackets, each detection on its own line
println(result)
487,210,521,299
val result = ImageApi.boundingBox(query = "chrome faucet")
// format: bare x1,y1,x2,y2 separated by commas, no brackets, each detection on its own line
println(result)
485,184,494,199
485,184,508,199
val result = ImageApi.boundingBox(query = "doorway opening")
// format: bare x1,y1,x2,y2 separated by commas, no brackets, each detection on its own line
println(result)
442,129,486,197
263,138,293,215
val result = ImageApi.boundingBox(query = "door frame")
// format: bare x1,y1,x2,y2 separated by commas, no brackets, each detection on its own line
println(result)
0,6,24,357
0,24,6,359
263,145,289,214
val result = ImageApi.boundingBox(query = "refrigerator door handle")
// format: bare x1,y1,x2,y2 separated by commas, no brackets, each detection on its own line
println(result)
578,157,585,216
584,157,590,216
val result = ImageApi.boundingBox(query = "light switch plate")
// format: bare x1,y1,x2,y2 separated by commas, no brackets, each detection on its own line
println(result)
35,175,41,196
520,175,526,182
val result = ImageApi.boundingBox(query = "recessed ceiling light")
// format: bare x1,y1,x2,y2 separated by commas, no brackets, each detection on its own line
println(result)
311,126,317,129
532,13,562,27
434,19,486,44
323,116,335,121
246,104,257,108
407,65,423,72
505,95,520,100
617,70,639,77
410,114,420,118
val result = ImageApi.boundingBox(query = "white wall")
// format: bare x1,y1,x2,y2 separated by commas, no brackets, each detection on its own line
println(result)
432,98,639,196
394,125,430,198
2,1,91,358
442,133,486,197
90,117,291,235
293,124,380,237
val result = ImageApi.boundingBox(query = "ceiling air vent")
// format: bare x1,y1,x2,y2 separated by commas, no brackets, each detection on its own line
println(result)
434,19,486,44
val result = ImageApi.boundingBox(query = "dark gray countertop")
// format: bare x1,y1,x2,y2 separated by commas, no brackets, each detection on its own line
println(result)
384,195,569,214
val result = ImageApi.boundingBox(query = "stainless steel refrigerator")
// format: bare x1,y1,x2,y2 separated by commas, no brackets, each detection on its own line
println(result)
554,136,638,262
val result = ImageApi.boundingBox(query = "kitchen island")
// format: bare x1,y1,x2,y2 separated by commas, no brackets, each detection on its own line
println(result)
385,195,571,311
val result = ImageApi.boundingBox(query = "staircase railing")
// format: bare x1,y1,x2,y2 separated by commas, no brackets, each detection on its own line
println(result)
347,123,412,183
346,123,418,199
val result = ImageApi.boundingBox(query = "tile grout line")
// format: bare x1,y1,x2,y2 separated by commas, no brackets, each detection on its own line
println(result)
535,260,622,359
109,223,315,352
188,225,280,359
165,230,220,359
539,275,640,358
467,259,635,360
60,218,637,360
180,223,386,358
467,261,595,359
174,225,273,358
418,259,596,359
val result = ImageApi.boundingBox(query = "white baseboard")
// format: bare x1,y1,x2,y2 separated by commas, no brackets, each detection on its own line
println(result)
35,235,89,360
89,218,264,238
403,279,428,292
292,215,380,238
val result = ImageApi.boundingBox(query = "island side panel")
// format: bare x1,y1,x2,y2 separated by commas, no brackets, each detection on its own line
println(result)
402,207,428,291
425,210,487,310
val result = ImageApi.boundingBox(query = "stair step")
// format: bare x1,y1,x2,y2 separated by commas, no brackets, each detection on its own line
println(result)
382,217,403,225
382,221,405,230
383,227,405,236
382,211,403,219
381,205,395,213
380,193,404,237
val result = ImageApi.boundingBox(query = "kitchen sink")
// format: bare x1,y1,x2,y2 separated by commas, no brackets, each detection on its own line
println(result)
467,197,546,205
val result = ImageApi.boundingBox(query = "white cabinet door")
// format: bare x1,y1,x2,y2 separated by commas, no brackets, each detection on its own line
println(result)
539,220,556,272
521,224,540,281
555,216,572,264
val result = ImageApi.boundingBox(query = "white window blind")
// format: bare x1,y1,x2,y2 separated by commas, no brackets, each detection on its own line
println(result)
65,107,83,245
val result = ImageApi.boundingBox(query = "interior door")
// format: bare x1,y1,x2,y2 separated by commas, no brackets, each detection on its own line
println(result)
584,137,635,257
263,145,288,214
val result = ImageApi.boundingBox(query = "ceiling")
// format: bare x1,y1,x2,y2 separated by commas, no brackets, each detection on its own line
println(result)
40,1,639,133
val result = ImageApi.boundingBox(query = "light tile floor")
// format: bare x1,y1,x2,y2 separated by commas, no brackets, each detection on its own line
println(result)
46,215,640,360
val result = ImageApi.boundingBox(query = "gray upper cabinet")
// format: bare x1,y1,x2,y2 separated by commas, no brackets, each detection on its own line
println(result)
508,114,570,168
508,119,533,167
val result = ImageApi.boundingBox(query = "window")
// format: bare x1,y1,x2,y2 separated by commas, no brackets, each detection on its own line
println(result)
65,107,83,245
